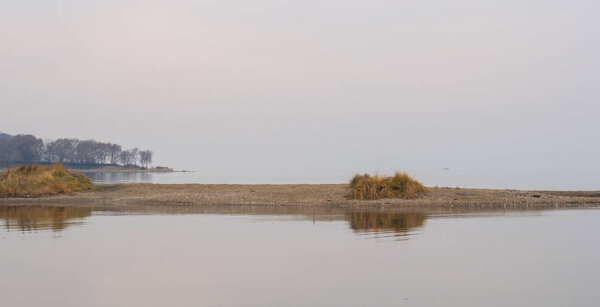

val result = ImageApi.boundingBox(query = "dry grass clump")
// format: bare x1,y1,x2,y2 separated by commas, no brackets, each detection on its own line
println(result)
349,172,427,200
0,164,94,198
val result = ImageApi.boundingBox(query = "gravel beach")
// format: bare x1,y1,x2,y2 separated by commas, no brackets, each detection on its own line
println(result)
2,184,599,209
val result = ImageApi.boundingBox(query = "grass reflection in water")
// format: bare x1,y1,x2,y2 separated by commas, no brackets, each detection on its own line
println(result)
0,204,431,239
0,206,92,232
346,211,426,240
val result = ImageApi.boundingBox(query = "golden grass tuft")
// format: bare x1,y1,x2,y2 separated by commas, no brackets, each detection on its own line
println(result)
349,172,427,200
0,164,94,198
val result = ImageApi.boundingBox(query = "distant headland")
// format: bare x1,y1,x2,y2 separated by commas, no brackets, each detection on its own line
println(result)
0,132,171,172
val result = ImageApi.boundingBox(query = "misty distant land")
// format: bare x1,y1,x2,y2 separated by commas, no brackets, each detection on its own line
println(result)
0,162,174,173
0,132,173,173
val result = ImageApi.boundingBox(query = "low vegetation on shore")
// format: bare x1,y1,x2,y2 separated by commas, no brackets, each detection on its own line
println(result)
0,164,94,198
349,173,427,200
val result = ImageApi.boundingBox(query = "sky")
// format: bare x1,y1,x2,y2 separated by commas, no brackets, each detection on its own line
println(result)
1,0,599,188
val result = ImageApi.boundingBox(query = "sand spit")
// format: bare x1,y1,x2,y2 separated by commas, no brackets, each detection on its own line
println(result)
1,184,599,209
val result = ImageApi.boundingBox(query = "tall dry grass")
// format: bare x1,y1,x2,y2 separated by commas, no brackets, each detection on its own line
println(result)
0,164,94,198
348,172,427,200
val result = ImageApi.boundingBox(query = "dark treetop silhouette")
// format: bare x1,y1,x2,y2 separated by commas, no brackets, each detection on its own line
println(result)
0,132,153,168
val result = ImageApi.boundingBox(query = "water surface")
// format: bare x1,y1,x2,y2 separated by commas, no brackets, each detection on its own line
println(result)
82,169,600,190
1,205,599,306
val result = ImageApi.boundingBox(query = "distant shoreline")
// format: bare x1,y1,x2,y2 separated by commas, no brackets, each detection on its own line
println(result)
2,184,600,209
70,166,176,173
0,164,176,173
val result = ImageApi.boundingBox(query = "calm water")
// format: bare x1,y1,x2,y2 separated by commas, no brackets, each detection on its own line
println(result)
1,205,599,306
82,169,600,190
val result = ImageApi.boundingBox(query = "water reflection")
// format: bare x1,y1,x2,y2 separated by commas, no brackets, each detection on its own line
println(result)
82,172,153,184
0,206,91,232
0,204,429,239
100,204,429,239
347,211,425,234
1,205,598,306
1,204,582,240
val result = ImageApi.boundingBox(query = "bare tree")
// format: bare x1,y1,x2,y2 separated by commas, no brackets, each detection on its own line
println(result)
11,134,44,163
119,150,129,166
0,139,8,166
44,140,59,162
139,150,153,168
119,150,137,166
75,140,97,164
108,143,122,165
45,138,77,163
129,148,139,166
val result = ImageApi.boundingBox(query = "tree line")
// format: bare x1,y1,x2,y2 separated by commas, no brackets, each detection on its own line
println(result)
0,133,153,168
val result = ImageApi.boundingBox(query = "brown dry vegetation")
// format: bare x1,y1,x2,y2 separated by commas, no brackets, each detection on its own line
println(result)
0,164,94,198
349,173,427,200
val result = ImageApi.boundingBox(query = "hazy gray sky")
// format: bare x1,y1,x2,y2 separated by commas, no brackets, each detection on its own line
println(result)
1,0,599,187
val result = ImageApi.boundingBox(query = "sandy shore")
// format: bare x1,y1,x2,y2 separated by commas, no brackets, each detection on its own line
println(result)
2,184,600,209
